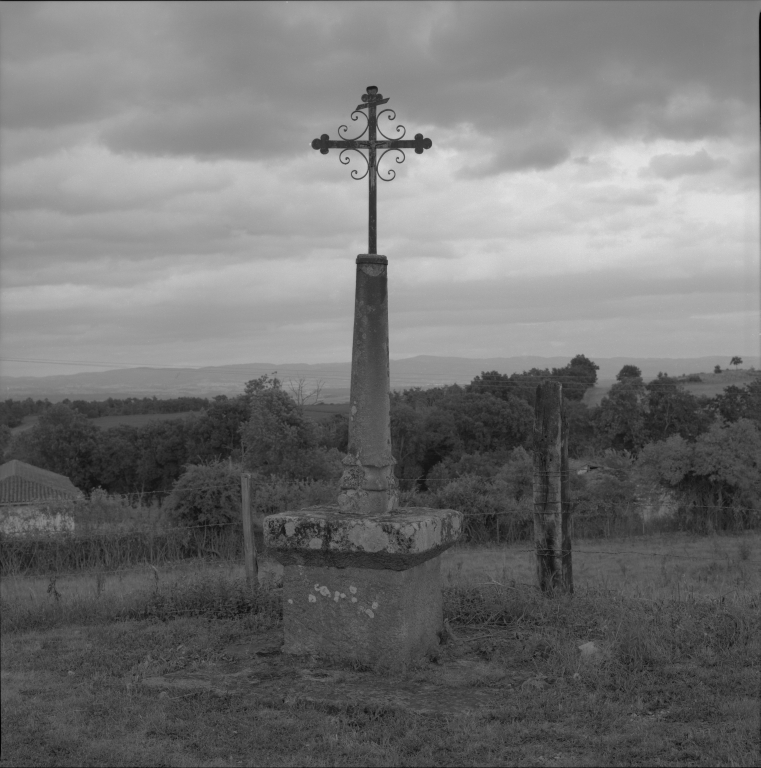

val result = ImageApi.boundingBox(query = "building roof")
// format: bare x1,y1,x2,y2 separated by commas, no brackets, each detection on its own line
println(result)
0,460,82,504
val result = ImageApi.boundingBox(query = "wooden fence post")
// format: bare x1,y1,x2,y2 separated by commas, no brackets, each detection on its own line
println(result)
241,473,258,592
533,380,572,594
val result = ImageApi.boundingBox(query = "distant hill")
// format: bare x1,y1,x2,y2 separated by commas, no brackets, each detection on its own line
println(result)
1,355,758,403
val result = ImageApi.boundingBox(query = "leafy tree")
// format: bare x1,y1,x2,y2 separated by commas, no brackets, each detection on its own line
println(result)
730,356,743,369
185,396,249,464
637,419,761,529
425,447,536,543
0,424,11,460
396,384,464,409
316,413,349,454
616,365,642,381
396,384,533,478
644,374,712,443
5,403,100,490
507,368,552,407
0,397,51,428
692,418,760,514
493,446,534,503
565,400,596,458
593,376,648,453
466,371,515,401
418,407,462,478
713,365,722,374
575,467,637,516
133,419,191,497
447,391,533,455
426,450,513,484
486,357,599,408
428,474,503,542
551,354,600,401
243,373,281,406
164,461,241,528
709,380,761,425
241,383,337,480
95,425,141,495
390,400,425,480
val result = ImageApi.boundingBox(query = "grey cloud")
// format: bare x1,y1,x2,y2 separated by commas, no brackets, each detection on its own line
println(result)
642,149,729,180
4,2,754,165
3,263,745,362
102,103,290,162
392,266,746,326
459,138,570,178
587,187,659,207
417,1,756,147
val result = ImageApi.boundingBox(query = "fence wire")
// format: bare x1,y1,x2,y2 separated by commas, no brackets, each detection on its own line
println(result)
2,471,758,579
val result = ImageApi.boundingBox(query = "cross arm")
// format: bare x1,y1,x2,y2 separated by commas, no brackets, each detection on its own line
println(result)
311,134,432,154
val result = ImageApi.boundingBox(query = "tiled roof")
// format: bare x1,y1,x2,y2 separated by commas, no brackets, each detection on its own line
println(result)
0,460,82,504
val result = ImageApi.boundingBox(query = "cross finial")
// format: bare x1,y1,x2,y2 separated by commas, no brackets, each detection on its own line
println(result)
310,85,432,254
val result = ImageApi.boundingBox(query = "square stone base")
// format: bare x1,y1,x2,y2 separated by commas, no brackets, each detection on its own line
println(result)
281,557,443,669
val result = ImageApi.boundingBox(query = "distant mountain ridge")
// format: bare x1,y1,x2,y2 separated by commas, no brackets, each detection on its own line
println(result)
1,355,757,403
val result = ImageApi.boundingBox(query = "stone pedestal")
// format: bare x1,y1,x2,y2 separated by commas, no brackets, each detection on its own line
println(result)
264,506,462,668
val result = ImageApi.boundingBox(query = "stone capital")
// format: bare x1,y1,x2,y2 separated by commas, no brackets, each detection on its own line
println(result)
264,506,462,570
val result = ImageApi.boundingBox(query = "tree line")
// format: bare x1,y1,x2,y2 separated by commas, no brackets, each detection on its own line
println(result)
0,395,212,428
2,355,759,534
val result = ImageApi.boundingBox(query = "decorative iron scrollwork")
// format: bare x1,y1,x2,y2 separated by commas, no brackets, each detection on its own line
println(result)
376,148,405,182
376,109,406,142
339,148,370,180
310,85,432,255
337,110,369,143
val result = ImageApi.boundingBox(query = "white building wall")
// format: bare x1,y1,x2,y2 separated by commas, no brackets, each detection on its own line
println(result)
0,505,75,536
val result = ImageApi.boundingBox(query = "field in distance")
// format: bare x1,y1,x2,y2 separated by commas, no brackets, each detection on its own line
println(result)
7,368,755,432
9,410,205,436
582,367,758,407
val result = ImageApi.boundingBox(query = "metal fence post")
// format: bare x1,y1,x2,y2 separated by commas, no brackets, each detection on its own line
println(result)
241,473,258,592
533,380,573,594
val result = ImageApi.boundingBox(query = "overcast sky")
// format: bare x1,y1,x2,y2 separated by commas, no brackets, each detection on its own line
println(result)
1,0,759,378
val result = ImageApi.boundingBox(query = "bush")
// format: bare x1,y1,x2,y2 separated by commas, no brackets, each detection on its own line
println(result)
251,476,337,518
163,461,242,529
637,419,761,531
426,451,511,484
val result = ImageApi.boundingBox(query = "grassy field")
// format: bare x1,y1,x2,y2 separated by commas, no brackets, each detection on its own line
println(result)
9,411,202,435
89,411,202,429
583,368,758,407
1,531,759,767
4,531,753,611
678,369,759,398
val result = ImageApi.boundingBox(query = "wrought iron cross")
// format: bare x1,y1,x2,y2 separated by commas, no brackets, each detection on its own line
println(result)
311,86,432,255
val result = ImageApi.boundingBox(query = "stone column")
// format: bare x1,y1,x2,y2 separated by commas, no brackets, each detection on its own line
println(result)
263,253,462,670
338,254,398,515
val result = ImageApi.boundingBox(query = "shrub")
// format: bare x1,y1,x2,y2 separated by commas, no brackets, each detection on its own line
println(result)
251,476,337,518
163,461,242,529
637,419,761,531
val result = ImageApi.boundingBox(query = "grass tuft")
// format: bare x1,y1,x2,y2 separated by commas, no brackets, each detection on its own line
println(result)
0,566,281,634
1,534,759,768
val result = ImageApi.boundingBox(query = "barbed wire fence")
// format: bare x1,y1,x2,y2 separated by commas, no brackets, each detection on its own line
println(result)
1,471,758,579
2,370,759,585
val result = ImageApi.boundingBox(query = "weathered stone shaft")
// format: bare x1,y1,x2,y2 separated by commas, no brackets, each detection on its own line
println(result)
338,254,398,514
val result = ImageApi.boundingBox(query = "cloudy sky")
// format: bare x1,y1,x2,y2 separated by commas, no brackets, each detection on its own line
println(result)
1,0,759,378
